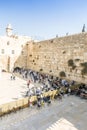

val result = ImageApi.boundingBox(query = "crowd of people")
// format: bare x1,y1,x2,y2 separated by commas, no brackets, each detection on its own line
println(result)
13,67,87,108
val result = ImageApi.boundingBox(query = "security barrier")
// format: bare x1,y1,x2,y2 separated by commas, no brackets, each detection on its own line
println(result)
0,86,78,116
0,97,29,116
0,90,59,116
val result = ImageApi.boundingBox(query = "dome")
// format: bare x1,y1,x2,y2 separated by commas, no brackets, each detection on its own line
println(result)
6,24,12,29
6,24,13,36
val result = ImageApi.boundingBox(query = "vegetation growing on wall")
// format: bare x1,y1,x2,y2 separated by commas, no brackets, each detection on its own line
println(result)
59,71,66,77
80,62,87,67
68,59,74,66
80,62,87,75
68,59,76,70
39,68,43,71
72,65,76,70
75,59,80,61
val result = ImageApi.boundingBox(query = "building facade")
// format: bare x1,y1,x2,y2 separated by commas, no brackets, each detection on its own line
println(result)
0,24,32,72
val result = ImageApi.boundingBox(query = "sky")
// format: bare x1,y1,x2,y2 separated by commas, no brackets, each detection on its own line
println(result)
0,0,87,40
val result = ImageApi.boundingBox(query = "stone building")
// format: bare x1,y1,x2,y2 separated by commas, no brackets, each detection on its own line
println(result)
0,24,32,72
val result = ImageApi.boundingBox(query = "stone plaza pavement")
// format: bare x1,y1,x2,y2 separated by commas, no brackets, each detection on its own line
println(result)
0,72,87,130
0,72,28,105
0,96,87,130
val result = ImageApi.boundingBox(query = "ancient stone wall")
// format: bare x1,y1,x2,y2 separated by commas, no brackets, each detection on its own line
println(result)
14,44,28,69
26,32,87,83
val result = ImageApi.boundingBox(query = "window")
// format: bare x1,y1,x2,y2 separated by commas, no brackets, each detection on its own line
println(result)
21,51,24,54
7,41,10,45
21,45,23,48
12,50,15,54
1,49,5,54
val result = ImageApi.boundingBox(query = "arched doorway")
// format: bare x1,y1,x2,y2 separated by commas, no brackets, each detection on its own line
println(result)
7,56,10,72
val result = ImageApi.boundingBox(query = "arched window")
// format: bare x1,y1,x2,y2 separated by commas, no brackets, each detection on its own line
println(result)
1,49,5,54
7,41,10,45
12,50,15,54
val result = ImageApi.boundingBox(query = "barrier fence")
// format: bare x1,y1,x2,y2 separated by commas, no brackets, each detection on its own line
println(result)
0,97,29,116
0,85,80,116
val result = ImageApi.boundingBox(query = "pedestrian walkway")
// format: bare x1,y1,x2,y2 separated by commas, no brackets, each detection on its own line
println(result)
0,96,87,130
0,72,28,105
46,118,78,130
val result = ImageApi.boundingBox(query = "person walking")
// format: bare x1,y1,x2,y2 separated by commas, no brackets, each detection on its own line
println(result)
27,79,31,88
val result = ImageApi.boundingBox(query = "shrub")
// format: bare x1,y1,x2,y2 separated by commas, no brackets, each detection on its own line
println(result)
72,65,76,70
68,59,76,70
80,62,87,67
59,71,66,77
81,67,87,75
68,59,74,66
40,68,43,71
80,62,87,75
75,59,80,61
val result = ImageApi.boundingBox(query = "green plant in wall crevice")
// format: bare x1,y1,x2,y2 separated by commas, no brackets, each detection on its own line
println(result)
59,71,66,77
80,62,87,75
67,59,76,70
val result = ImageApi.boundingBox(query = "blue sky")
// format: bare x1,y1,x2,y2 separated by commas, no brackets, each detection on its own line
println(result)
0,0,87,40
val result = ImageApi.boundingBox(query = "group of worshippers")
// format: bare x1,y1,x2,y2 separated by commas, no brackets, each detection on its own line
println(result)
13,67,87,107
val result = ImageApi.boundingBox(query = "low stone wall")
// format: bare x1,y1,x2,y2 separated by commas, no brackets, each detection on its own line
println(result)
0,90,59,116
0,97,29,116
0,85,80,116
